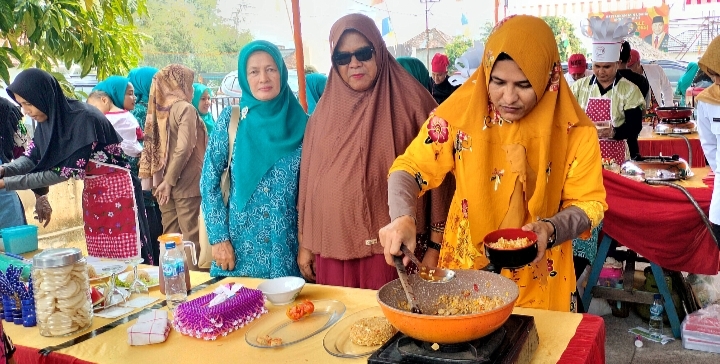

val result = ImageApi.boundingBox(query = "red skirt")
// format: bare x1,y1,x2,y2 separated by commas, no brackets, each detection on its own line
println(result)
315,254,398,290
82,162,141,260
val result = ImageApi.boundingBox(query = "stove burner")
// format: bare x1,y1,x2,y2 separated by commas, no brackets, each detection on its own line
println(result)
368,315,537,364
396,327,505,363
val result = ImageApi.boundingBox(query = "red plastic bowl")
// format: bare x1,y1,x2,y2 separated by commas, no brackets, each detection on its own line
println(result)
483,229,538,269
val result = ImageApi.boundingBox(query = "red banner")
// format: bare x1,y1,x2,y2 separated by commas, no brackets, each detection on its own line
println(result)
590,4,670,52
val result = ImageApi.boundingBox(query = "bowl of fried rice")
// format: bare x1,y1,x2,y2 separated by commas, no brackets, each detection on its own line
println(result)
483,228,538,269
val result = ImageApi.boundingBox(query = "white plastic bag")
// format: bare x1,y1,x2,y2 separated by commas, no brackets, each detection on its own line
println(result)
687,274,720,308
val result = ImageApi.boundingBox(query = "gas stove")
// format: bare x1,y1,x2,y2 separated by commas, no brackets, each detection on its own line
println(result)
368,314,538,364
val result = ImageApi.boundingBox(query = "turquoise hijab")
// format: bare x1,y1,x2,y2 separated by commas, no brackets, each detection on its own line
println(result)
128,67,158,104
234,40,309,210
305,73,327,114
192,83,215,134
396,57,431,88
92,76,130,109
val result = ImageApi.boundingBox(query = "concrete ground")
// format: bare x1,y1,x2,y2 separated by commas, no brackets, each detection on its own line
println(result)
603,308,720,364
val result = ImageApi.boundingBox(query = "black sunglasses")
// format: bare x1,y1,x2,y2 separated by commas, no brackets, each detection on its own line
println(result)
332,46,375,66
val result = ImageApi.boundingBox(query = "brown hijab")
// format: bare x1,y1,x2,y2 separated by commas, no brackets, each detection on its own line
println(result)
298,13,441,260
139,64,195,183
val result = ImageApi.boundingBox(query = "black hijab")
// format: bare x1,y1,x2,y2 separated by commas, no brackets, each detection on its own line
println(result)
6,69,120,172
0,97,22,163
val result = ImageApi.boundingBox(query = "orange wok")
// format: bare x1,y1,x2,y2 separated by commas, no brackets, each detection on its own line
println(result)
377,269,518,344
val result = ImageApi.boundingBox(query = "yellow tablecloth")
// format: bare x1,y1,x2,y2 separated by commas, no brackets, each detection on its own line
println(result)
52,277,583,364
672,166,710,189
4,265,209,350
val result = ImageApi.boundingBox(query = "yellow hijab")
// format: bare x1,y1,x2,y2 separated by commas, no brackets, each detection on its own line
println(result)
434,15,597,238
697,36,720,106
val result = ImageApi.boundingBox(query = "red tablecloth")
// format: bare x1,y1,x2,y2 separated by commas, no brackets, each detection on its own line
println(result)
558,314,606,364
602,169,720,274
14,346,94,364
638,135,706,168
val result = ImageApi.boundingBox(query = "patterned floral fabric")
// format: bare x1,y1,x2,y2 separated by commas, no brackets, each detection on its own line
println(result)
24,139,150,262
23,141,130,180
200,107,302,279
84,160,143,260
572,221,604,265
131,102,148,132
0,320,15,364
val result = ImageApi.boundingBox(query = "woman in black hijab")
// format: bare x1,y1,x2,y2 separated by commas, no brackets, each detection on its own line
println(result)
0,98,32,229
0,69,153,264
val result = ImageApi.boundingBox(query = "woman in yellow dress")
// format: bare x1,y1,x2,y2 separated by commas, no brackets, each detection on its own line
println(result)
379,15,607,311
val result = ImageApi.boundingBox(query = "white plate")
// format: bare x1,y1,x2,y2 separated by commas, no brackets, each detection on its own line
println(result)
86,260,129,282
117,268,160,288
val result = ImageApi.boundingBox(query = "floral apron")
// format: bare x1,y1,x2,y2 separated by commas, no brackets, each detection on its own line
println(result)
584,83,628,164
82,161,142,260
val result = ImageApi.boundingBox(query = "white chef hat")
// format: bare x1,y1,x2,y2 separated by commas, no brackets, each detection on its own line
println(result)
583,17,631,63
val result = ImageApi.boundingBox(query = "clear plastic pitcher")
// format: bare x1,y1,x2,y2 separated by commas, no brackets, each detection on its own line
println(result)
158,234,197,295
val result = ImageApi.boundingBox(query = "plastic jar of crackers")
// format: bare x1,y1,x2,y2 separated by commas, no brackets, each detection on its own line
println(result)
32,248,93,336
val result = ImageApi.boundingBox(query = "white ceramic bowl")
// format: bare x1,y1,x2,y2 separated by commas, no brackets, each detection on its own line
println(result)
257,276,306,305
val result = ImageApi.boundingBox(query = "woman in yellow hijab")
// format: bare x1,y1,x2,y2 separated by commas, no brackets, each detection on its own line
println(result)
379,15,607,312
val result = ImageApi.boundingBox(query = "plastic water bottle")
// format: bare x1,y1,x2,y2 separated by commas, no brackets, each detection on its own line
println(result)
648,293,664,338
162,241,188,311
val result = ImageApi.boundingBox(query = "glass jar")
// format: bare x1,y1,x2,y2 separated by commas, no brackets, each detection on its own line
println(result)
32,248,93,337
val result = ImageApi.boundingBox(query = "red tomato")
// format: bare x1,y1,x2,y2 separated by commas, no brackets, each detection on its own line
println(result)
299,300,314,315
286,304,304,321
90,286,103,304
286,300,315,321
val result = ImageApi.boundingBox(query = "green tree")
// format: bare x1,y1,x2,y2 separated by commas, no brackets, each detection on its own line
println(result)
444,36,473,72
0,0,148,92
477,21,494,44
541,16,587,62
137,0,253,75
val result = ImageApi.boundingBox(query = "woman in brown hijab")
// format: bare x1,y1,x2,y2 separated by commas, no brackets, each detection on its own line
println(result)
297,13,452,289
140,64,208,265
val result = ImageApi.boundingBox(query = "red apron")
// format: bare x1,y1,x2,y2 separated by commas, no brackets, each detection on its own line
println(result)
82,161,142,260
586,96,628,164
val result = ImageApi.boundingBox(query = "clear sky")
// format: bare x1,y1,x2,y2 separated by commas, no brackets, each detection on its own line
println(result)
218,0,496,71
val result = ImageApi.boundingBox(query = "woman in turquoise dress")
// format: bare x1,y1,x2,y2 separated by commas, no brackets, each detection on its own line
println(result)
192,83,215,134
200,40,309,278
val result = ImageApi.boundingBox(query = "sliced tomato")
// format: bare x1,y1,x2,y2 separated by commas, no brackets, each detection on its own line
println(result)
286,300,315,321
299,300,314,316
286,304,305,321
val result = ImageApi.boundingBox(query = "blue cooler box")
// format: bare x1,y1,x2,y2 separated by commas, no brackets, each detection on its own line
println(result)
0,225,39,254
